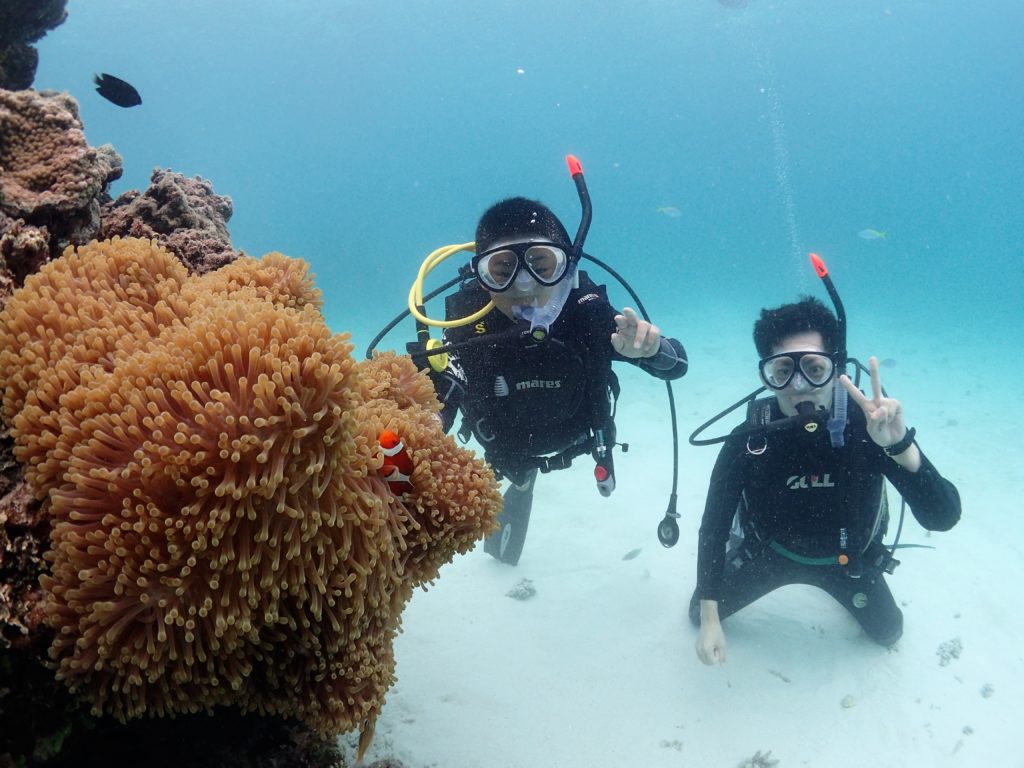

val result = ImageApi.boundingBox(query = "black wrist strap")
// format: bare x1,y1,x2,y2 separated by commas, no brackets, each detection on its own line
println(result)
884,426,917,457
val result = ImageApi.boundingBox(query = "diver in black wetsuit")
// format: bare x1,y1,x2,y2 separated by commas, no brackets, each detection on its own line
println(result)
430,197,688,565
690,297,960,661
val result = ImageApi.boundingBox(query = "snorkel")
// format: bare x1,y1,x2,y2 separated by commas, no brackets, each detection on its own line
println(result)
512,155,592,341
567,155,593,260
810,253,848,448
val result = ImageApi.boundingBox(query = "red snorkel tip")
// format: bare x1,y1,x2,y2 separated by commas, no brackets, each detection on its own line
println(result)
566,154,583,177
809,252,828,278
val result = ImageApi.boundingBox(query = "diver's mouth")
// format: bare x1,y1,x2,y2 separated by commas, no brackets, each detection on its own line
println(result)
507,296,540,307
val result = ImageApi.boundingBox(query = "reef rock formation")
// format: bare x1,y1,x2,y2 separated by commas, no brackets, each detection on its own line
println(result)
101,169,238,274
0,0,68,89
0,89,123,258
0,237,501,757
0,213,50,296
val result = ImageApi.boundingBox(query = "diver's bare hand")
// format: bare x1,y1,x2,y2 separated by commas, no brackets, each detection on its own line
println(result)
612,307,661,359
696,623,727,666
695,599,727,665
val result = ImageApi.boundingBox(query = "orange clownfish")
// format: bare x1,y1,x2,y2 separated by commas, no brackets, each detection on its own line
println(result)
378,429,414,495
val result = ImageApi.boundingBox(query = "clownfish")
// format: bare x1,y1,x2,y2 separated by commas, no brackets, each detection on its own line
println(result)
378,429,414,495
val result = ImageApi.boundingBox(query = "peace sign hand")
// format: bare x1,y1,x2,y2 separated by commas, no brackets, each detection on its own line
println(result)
839,356,907,448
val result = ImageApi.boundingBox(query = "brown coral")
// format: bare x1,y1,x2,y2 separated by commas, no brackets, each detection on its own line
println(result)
0,433,48,649
0,89,122,251
0,237,500,745
100,169,238,274
0,214,50,291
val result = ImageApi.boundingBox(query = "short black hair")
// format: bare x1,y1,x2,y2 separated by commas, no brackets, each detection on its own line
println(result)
475,197,571,253
753,296,838,358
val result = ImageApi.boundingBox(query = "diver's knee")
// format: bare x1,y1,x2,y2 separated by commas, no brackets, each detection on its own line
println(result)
867,607,904,647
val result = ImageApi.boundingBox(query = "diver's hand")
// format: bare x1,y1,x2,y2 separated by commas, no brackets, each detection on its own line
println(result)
695,600,727,665
840,357,921,471
612,307,661,359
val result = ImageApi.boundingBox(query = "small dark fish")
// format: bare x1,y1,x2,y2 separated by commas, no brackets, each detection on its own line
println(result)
94,73,142,108
621,548,642,561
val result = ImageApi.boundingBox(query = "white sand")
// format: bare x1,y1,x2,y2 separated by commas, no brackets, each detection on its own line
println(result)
345,326,1022,768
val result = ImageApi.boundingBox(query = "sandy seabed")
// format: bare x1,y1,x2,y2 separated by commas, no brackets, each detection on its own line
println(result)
345,320,1022,768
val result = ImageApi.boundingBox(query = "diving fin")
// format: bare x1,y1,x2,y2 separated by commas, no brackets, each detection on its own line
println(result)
483,469,537,566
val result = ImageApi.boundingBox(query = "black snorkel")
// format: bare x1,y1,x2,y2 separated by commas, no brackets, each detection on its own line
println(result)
810,253,847,368
515,155,591,344
810,253,850,448
688,252,861,449
566,155,592,263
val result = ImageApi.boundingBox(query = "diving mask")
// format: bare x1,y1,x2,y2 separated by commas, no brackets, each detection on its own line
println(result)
472,242,569,292
759,351,836,390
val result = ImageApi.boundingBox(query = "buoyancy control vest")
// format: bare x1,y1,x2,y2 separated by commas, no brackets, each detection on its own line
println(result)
445,273,619,478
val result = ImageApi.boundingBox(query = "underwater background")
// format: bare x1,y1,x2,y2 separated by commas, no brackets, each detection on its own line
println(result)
30,2,1024,765
36,0,1023,355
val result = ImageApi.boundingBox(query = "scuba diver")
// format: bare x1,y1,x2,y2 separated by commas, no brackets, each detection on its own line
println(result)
370,157,688,565
688,259,961,663
432,196,687,565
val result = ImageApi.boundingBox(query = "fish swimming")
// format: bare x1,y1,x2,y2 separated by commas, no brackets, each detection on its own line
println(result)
378,429,414,495
857,228,887,241
94,73,142,108
656,206,682,218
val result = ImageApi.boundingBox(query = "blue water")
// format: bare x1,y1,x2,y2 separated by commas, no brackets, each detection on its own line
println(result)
35,0,1023,355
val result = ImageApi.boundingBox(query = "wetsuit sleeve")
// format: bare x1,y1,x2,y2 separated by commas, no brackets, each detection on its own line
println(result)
882,447,961,532
635,336,688,380
695,434,746,601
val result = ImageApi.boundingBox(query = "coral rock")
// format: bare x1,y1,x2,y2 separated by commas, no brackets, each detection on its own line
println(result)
0,215,50,291
0,0,68,89
0,433,48,650
0,89,122,250
101,169,237,273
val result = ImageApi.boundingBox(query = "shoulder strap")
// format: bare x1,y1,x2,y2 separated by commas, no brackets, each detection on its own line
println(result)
746,397,774,429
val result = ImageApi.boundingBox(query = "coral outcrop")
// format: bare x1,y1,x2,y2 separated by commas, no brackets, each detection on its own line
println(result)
0,89,123,258
101,169,239,273
0,237,501,753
